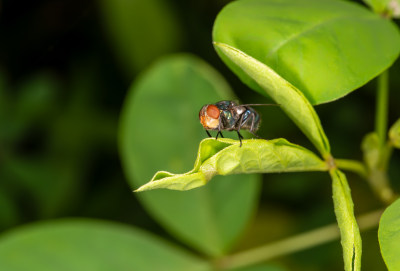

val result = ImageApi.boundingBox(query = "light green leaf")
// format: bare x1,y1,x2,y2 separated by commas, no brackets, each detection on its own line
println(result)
213,0,400,104
379,198,400,271
0,219,210,271
99,0,182,74
389,118,400,148
119,54,260,256
137,138,328,192
330,169,362,271
214,43,330,158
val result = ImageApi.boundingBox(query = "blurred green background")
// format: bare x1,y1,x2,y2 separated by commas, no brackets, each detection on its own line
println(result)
0,0,399,270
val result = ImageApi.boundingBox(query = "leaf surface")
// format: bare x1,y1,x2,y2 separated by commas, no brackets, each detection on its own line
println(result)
213,0,400,104
0,220,209,271
137,138,328,192
379,198,400,271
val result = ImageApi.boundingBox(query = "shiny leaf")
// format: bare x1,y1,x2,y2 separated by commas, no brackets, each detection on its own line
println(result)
137,138,328,192
213,0,400,104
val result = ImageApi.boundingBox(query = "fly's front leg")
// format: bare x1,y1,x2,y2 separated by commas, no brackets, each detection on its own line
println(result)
215,117,224,140
205,130,212,137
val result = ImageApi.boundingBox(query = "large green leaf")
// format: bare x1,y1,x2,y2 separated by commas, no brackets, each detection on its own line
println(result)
137,138,328,191
379,198,400,270
214,43,330,158
330,169,362,271
99,0,182,74
213,0,400,104
119,55,260,256
0,220,209,271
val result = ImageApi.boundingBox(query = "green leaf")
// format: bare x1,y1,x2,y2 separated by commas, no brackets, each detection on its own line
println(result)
389,118,400,148
213,0,400,104
119,54,260,256
99,0,182,74
0,219,210,271
330,169,362,271
137,138,328,192
214,43,330,158
379,198,400,271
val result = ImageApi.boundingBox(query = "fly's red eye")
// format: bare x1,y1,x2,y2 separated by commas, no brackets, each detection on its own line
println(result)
206,105,220,119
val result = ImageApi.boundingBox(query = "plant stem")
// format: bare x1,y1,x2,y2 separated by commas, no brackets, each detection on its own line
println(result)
335,159,368,179
375,70,389,148
216,209,383,270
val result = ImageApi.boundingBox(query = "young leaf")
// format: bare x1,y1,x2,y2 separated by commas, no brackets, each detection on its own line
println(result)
389,118,400,148
379,198,400,271
119,55,260,256
0,219,210,271
213,0,400,104
137,138,328,192
330,169,362,271
213,43,330,158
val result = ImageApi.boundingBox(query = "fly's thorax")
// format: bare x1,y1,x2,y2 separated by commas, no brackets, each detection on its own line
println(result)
199,104,220,130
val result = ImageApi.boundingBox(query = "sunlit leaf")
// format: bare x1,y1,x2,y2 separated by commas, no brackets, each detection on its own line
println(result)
213,0,400,104
330,169,362,271
0,220,210,271
389,118,400,148
119,55,260,256
213,43,330,158
379,198,400,271
137,138,328,192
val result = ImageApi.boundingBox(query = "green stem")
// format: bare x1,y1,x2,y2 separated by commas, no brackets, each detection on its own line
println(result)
335,159,368,179
375,70,389,148
215,209,383,270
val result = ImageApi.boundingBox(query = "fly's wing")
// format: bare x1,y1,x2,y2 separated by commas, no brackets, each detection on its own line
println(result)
240,103,280,107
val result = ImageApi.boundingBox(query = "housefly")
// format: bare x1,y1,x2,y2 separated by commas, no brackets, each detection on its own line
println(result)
199,100,278,147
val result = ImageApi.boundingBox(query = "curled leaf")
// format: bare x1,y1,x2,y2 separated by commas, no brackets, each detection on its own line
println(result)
136,138,328,192
213,42,330,158
330,169,362,271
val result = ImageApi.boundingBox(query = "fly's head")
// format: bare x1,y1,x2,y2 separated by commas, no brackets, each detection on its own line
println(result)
199,104,220,130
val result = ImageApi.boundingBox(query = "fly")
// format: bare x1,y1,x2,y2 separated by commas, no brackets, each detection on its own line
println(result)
199,100,278,147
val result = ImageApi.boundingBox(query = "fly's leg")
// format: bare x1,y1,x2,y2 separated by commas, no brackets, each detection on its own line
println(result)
235,113,247,147
205,130,212,137
216,131,224,139
237,131,244,147
215,115,224,140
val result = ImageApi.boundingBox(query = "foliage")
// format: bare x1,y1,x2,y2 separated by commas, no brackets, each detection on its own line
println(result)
1,0,400,271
